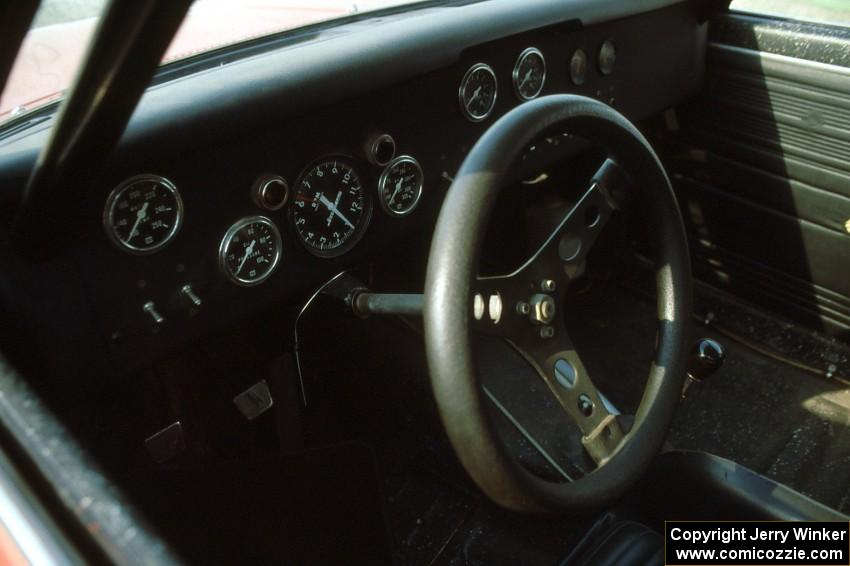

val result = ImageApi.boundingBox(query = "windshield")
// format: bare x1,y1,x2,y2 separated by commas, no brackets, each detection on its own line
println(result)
0,0,426,127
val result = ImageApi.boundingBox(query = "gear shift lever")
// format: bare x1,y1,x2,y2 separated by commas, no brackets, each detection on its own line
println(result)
682,338,725,398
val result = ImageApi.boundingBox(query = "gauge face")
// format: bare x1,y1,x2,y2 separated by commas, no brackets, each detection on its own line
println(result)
569,49,588,86
512,48,546,100
598,40,616,76
103,174,183,254
219,216,282,286
459,63,497,122
291,158,371,257
378,156,424,217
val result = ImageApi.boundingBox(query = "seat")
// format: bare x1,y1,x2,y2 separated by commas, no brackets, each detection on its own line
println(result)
561,516,662,566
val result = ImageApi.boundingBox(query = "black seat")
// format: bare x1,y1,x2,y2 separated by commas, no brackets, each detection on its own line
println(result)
560,516,662,566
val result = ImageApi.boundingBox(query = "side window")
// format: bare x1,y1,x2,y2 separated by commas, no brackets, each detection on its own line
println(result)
730,0,850,26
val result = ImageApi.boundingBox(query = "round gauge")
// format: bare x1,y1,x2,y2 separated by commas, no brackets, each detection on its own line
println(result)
459,63,497,122
378,156,424,217
512,47,546,100
103,174,183,254
219,216,282,286
569,49,588,85
598,40,616,76
291,158,371,257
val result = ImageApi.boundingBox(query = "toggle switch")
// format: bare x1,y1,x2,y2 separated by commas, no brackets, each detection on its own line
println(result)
180,284,202,308
143,301,165,325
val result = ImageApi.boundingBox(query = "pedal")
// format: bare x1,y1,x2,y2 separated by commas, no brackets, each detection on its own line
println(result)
233,379,274,420
144,421,186,463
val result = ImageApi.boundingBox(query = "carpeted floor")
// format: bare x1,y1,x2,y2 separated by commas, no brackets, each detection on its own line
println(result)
568,280,850,514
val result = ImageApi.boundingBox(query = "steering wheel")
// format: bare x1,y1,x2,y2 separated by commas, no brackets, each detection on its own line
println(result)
423,94,692,513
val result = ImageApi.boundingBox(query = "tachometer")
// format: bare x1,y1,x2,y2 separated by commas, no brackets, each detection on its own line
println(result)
512,47,546,100
103,174,183,254
459,63,497,122
219,216,282,286
378,156,423,216
291,158,371,257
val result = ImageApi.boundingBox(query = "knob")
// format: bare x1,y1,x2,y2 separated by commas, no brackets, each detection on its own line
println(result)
180,285,202,308
365,133,395,166
253,175,289,211
143,301,165,325
528,293,556,325
682,338,725,398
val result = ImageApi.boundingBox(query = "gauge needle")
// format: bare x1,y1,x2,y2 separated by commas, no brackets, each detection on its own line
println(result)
319,194,355,230
388,178,404,206
324,191,342,227
128,202,149,241
236,239,256,275
469,85,482,104
519,68,533,89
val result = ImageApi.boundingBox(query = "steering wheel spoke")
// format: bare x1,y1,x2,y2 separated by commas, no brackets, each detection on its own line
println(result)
553,184,614,272
508,326,624,466
520,159,622,283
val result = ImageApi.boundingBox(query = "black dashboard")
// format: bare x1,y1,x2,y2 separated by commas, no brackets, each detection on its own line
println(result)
0,0,707,377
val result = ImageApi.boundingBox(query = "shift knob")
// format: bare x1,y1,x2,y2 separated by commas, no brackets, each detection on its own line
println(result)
682,338,725,398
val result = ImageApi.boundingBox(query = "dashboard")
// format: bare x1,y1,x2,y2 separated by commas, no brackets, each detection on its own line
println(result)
0,0,707,377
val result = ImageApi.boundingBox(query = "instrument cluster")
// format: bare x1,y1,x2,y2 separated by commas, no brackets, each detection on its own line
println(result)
101,133,425,288
102,40,618,291
458,41,616,122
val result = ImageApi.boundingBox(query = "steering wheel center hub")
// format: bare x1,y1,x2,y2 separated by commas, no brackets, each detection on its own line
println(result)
529,293,556,325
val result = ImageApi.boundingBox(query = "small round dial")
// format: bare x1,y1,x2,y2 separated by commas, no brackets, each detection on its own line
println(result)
598,40,616,76
513,47,546,100
378,156,424,217
569,49,588,85
459,63,497,122
104,174,183,254
291,158,371,257
219,216,282,286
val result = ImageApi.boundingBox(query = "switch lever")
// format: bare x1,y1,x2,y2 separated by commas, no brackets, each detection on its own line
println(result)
180,284,202,308
682,337,725,398
143,301,165,325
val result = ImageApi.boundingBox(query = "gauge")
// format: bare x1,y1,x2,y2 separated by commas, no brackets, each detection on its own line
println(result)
103,174,183,254
598,40,616,76
219,216,282,286
291,158,371,257
378,156,424,217
459,63,497,122
512,47,546,100
569,48,588,86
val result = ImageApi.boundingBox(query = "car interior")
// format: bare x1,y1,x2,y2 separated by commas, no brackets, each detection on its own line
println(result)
0,0,849,563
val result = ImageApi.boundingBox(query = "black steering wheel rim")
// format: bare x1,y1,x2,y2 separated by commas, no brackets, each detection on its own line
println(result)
423,94,692,513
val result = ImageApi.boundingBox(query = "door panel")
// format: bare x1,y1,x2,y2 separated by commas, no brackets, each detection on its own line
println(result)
667,14,850,337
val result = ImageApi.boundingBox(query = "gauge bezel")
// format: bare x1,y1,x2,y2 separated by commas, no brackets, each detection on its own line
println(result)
252,175,289,211
290,155,373,259
103,174,184,255
458,63,498,123
512,47,546,101
218,215,283,287
378,155,424,217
